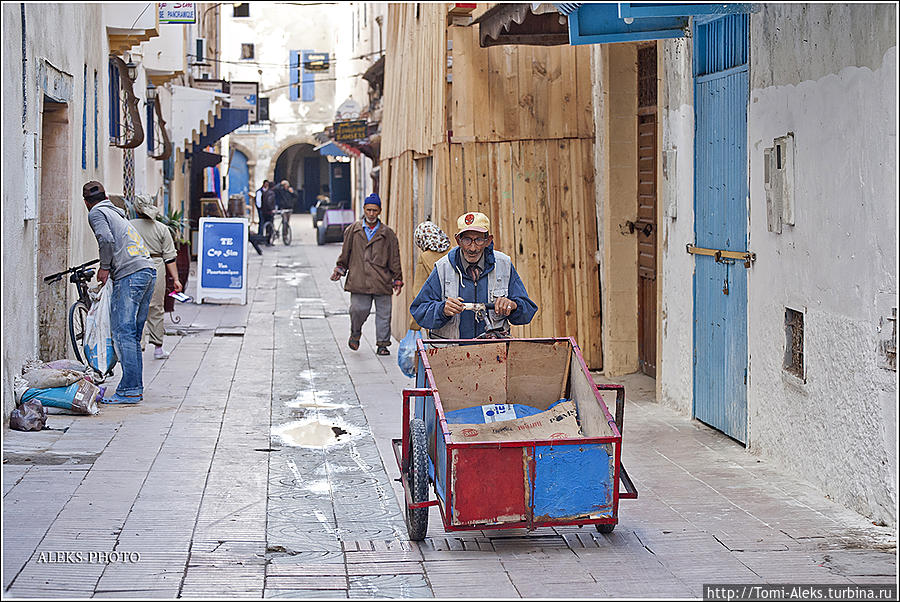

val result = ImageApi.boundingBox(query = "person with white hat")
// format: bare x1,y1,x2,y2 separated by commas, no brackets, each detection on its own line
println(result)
410,211,537,340
130,196,183,359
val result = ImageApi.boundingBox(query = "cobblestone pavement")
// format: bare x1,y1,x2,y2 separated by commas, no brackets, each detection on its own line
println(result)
3,215,896,598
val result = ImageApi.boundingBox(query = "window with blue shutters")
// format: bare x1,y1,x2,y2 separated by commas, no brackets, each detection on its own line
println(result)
290,50,317,101
108,60,120,143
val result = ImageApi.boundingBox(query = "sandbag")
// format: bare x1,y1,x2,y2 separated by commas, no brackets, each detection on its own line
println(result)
44,359,89,372
10,400,48,431
83,281,117,374
20,379,103,416
21,367,85,389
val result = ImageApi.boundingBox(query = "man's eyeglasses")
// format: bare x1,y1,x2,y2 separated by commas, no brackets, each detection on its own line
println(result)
459,235,489,246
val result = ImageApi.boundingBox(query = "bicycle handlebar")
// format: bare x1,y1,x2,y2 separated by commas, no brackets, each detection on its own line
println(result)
43,259,100,283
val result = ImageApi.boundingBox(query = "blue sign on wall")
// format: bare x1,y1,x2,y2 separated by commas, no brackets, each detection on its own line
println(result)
197,218,249,304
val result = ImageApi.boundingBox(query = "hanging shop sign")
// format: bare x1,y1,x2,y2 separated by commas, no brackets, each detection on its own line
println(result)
304,53,330,71
197,217,248,304
229,81,258,123
159,2,196,24
333,119,368,142
192,78,226,94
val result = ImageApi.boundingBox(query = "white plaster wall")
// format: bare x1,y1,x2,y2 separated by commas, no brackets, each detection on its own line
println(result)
747,4,897,526
220,3,351,188
2,3,109,420
658,37,695,416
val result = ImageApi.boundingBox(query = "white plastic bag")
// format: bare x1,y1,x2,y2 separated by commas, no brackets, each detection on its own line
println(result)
83,281,117,374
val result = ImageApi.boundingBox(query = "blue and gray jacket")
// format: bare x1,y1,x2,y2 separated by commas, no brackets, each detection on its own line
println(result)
409,244,538,339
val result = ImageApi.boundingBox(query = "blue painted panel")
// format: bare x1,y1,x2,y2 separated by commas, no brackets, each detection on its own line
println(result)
289,50,299,101
569,3,689,45
108,61,119,141
693,14,749,444
81,65,87,170
533,444,614,519
301,50,315,102
330,162,351,204
228,150,250,208
146,101,154,154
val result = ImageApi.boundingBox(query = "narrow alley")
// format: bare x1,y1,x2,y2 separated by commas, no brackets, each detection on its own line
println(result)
3,216,895,599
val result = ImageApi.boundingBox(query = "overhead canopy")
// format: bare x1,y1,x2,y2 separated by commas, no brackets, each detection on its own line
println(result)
314,141,349,158
191,108,249,154
555,2,753,45
471,3,569,47
170,85,225,155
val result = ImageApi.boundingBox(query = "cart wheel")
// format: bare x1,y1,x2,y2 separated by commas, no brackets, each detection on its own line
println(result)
595,523,616,534
405,418,429,541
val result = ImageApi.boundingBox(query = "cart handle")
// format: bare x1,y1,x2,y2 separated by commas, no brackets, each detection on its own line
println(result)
596,384,625,435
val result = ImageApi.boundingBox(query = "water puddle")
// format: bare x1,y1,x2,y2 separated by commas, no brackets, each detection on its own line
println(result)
286,390,349,411
276,272,311,287
273,417,359,448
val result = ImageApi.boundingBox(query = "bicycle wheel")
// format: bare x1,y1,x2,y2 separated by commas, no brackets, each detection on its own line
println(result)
282,222,292,246
265,222,275,246
68,301,89,364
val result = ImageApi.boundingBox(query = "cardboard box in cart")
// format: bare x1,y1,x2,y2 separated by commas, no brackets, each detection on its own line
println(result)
406,338,637,533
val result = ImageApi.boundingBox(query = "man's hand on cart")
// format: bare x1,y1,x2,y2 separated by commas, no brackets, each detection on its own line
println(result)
443,296,465,317
493,296,517,317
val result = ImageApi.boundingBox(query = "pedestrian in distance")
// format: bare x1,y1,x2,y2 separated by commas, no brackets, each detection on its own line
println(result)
255,179,270,234
82,181,157,404
260,182,277,244
330,193,403,356
275,179,293,212
130,196,183,360
408,221,451,331
410,211,537,340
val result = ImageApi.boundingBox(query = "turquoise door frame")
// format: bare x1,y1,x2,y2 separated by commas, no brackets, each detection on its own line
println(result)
692,14,750,444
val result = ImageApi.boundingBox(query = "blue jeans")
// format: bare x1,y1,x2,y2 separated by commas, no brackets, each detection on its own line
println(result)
110,268,156,396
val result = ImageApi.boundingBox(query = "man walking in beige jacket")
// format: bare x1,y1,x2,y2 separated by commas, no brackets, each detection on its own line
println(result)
330,193,403,355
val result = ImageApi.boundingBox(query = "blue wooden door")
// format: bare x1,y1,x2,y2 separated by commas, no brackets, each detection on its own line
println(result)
693,14,749,443
330,162,351,205
227,150,250,213
303,156,320,211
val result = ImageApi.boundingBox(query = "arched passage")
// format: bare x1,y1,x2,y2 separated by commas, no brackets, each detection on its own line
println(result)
273,143,328,212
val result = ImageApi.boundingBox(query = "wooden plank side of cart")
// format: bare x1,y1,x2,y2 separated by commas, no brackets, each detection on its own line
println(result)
416,337,627,531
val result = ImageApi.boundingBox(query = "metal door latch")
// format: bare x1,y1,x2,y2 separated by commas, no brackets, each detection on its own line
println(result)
686,244,756,268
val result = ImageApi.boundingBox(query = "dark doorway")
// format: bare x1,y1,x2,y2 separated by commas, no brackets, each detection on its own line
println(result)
273,143,324,212
37,98,71,361
637,44,658,378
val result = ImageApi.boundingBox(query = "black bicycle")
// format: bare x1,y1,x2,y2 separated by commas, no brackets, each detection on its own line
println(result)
266,208,293,246
43,259,100,364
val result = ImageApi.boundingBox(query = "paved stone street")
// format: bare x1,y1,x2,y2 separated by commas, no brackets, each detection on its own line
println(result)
3,215,896,599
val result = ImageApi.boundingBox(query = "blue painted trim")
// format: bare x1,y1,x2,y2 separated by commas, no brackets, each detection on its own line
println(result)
289,50,299,101
146,100,154,155
81,65,87,170
301,50,315,102
618,3,753,19
93,70,99,168
21,4,26,127
568,3,689,46
108,61,120,142
694,63,748,84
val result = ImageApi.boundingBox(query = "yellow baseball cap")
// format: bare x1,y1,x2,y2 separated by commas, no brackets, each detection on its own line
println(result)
457,212,490,235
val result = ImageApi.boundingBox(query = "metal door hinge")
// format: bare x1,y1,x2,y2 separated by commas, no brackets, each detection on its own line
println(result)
686,244,756,268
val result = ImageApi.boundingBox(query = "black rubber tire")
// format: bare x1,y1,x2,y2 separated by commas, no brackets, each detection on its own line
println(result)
595,522,616,534
405,418,429,541
69,301,89,364
316,223,327,246
265,222,275,246
282,222,292,246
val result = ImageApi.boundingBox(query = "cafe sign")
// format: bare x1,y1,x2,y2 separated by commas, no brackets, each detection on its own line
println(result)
333,119,367,142
159,2,196,24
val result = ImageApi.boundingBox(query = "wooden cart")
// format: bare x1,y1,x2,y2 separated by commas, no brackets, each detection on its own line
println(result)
392,337,638,541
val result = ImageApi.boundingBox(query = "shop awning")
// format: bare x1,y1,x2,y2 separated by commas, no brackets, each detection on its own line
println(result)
192,108,249,153
555,2,752,45
170,85,225,155
314,141,349,158
472,3,569,47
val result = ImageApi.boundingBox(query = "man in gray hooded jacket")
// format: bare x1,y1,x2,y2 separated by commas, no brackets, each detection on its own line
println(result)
83,181,156,404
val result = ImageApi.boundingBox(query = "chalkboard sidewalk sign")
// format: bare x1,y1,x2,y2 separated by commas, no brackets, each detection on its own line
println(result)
197,217,249,304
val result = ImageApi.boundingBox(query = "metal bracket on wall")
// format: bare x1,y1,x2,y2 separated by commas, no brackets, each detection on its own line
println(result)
686,244,756,268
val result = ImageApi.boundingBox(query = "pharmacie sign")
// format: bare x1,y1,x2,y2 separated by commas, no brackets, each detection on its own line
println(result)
159,2,196,24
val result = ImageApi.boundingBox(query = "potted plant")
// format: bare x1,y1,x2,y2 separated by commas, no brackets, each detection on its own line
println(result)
157,207,191,312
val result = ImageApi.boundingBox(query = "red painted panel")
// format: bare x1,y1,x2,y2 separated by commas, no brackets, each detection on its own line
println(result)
450,447,528,526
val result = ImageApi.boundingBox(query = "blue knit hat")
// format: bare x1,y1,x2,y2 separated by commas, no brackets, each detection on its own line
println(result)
364,193,381,207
